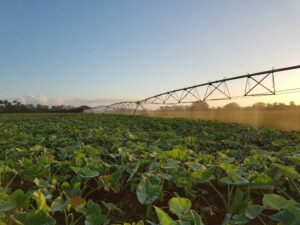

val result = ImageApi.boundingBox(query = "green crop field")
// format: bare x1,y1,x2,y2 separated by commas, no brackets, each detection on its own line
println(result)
0,113,299,225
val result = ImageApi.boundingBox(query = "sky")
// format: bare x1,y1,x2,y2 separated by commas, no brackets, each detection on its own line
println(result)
1,0,300,106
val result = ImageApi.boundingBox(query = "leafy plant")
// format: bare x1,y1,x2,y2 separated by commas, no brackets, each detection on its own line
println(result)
137,176,163,217
0,113,299,225
154,197,204,225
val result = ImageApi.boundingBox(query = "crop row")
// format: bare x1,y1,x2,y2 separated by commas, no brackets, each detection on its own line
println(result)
0,114,299,225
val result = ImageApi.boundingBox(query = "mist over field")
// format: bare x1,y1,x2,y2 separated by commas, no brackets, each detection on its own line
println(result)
148,108,300,131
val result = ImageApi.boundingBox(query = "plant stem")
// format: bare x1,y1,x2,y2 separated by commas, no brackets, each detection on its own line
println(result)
146,204,152,218
280,189,294,200
73,215,84,225
201,196,211,207
5,174,17,191
84,185,102,198
208,182,227,210
258,216,267,225
227,185,234,211
64,210,68,225
227,184,229,208
247,186,251,199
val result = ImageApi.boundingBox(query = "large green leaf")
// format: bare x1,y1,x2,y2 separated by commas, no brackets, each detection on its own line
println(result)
10,189,31,209
250,174,275,189
136,177,162,205
71,166,99,179
175,220,190,225
221,173,249,185
160,160,181,170
51,196,68,212
190,210,204,225
187,162,206,171
245,205,264,220
101,201,122,213
263,194,298,210
228,189,249,214
168,197,192,218
273,163,300,180
154,206,176,225
166,149,188,161
13,210,56,225
61,180,82,197
270,206,300,225
191,168,215,183
83,200,108,225
219,163,238,174
287,155,300,166
231,213,249,225
0,199,16,212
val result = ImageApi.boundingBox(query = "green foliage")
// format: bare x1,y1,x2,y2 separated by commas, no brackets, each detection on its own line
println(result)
166,148,188,161
0,113,299,225
191,168,215,183
245,205,264,220
250,173,275,189
273,163,300,180
136,177,163,205
154,207,176,225
263,194,298,210
270,206,300,225
0,199,17,212
51,196,68,212
154,197,204,225
71,167,100,179
32,191,51,212
82,200,108,225
220,173,249,185
10,189,31,209
13,210,56,225
169,197,192,218
228,189,249,214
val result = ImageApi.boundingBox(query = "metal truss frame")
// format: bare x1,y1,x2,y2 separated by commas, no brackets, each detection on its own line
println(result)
244,72,275,96
92,65,300,114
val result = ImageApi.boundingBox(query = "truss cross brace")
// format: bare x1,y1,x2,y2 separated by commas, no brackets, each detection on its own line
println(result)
244,72,275,96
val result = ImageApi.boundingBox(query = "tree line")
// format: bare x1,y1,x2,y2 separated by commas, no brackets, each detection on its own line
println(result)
1,99,298,113
0,100,91,113
157,101,299,112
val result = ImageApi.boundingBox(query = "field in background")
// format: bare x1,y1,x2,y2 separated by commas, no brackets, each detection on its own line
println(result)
147,109,300,131
1,113,299,225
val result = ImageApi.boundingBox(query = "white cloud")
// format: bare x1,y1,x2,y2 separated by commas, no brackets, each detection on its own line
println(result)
15,94,126,107
18,95,64,106
19,95,49,105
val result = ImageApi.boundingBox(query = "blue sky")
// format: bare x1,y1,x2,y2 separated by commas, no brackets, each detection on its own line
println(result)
1,0,300,106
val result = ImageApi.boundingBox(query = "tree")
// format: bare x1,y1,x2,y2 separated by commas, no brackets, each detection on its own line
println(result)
252,102,266,109
223,102,240,110
189,101,209,111
0,99,89,113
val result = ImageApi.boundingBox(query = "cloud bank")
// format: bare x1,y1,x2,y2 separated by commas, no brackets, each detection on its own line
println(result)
16,95,124,107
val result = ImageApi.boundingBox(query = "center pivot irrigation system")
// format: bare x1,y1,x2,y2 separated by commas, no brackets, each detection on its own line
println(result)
91,65,300,114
